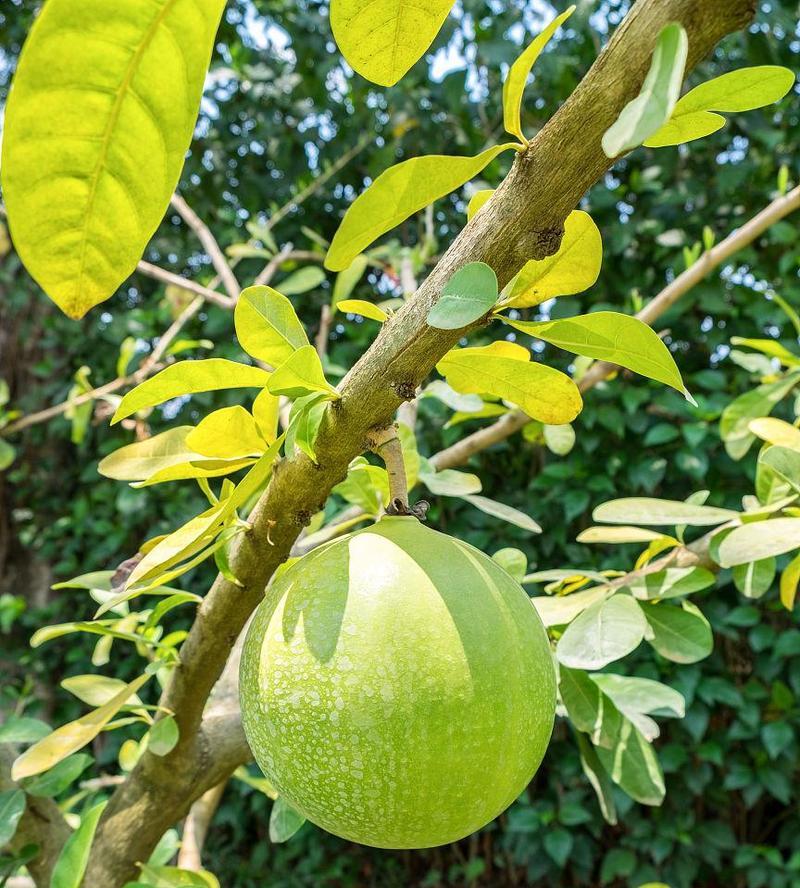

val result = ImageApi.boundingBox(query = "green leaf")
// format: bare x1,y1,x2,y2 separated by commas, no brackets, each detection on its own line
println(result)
420,467,482,497
760,446,800,493
285,393,329,462
466,189,493,221
733,557,776,599
719,372,800,460
436,342,582,424
186,407,267,460
234,286,309,367
645,65,795,147
624,566,715,601
601,22,688,156
12,674,150,780
99,427,203,482
0,439,16,472
112,360,270,424
337,299,387,322
461,494,541,533
560,665,604,736
1,0,227,318
643,600,712,663
557,593,646,669
51,801,107,888
505,211,602,308
22,753,92,798
325,144,519,271
426,262,498,330
135,864,220,887
502,6,575,142
491,547,527,582
0,717,51,744
269,796,306,843
330,0,455,86
590,674,684,740
0,789,26,847
533,586,610,628
252,389,281,444
576,526,667,545
267,345,339,400
596,719,665,806
780,552,800,611
718,518,800,567
593,497,738,527
575,734,617,825
506,311,688,397
332,254,369,309
277,266,326,296
148,716,179,756
543,423,576,456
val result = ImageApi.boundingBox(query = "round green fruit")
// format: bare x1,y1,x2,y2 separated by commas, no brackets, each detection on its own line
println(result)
239,516,556,848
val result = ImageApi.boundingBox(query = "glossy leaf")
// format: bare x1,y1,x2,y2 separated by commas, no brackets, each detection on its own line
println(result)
596,719,665,806
186,407,267,460
22,753,92,798
252,389,281,444
503,6,575,142
643,601,712,663
557,594,646,669
427,262,498,329
594,497,738,526
50,800,107,888
507,310,687,396
330,0,455,86
505,211,602,307
624,566,715,601
112,360,270,424
466,189,493,221
436,343,582,424
325,144,518,271
337,299,388,322
602,23,688,156
718,518,800,567
12,674,150,780
646,65,795,147
532,586,610,628
98,427,208,482
267,345,340,400
234,286,309,367
270,797,306,843
733,557,776,599
2,0,226,317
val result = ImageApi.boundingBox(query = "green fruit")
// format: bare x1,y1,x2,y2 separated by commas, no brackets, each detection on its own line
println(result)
240,516,555,848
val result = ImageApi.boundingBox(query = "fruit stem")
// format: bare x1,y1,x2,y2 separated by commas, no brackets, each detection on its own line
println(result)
369,424,411,516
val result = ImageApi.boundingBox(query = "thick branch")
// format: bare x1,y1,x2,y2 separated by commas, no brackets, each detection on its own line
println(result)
85,2,755,882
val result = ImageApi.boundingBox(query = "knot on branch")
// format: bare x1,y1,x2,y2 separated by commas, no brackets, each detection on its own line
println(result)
391,380,417,401
522,224,564,261
386,497,429,520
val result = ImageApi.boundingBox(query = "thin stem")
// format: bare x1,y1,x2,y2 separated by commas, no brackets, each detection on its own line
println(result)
170,193,241,300
370,425,410,513
137,261,234,310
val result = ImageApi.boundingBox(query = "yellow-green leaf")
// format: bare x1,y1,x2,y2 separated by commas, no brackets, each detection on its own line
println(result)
234,286,309,366
505,210,602,308
601,23,688,157
749,417,800,451
780,552,800,611
50,800,107,888
330,0,456,86
337,300,388,322
436,344,582,424
503,6,575,143
325,144,519,272
268,345,340,400
98,426,205,481
332,254,369,309
61,674,143,708
1,0,227,318
506,310,688,397
112,360,270,424
466,189,494,221
427,262,498,330
252,389,281,444
186,406,267,459
132,457,256,488
645,66,795,148
12,674,150,780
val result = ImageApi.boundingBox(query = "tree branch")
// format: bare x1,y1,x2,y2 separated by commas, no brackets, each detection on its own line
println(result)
169,194,241,301
136,260,234,310
84,2,756,882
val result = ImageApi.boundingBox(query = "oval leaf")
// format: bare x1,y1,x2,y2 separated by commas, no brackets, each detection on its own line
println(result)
2,0,227,317
234,286,309,367
427,262,498,330
325,144,518,271
594,497,738,527
718,518,800,567
267,345,339,400
557,593,646,669
643,600,712,663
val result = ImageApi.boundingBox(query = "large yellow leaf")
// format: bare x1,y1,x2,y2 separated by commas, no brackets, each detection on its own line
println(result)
98,426,205,481
325,144,519,271
234,286,309,367
267,346,340,400
112,359,270,424
186,406,268,459
252,389,281,444
330,0,456,87
506,311,688,397
503,6,575,143
505,210,602,308
645,66,795,148
12,673,151,780
436,345,582,424
1,0,227,318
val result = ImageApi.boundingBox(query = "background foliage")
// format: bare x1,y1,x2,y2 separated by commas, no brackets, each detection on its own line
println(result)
1,0,799,885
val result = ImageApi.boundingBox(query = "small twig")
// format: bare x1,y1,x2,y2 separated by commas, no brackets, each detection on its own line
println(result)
315,304,333,359
369,424,416,516
139,294,205,376
136,261,234,310
170,193,241,300
177,780,228,871
253,243,296,287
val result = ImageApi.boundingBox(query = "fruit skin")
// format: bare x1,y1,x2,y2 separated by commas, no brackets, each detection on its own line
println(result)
240,516,556,849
